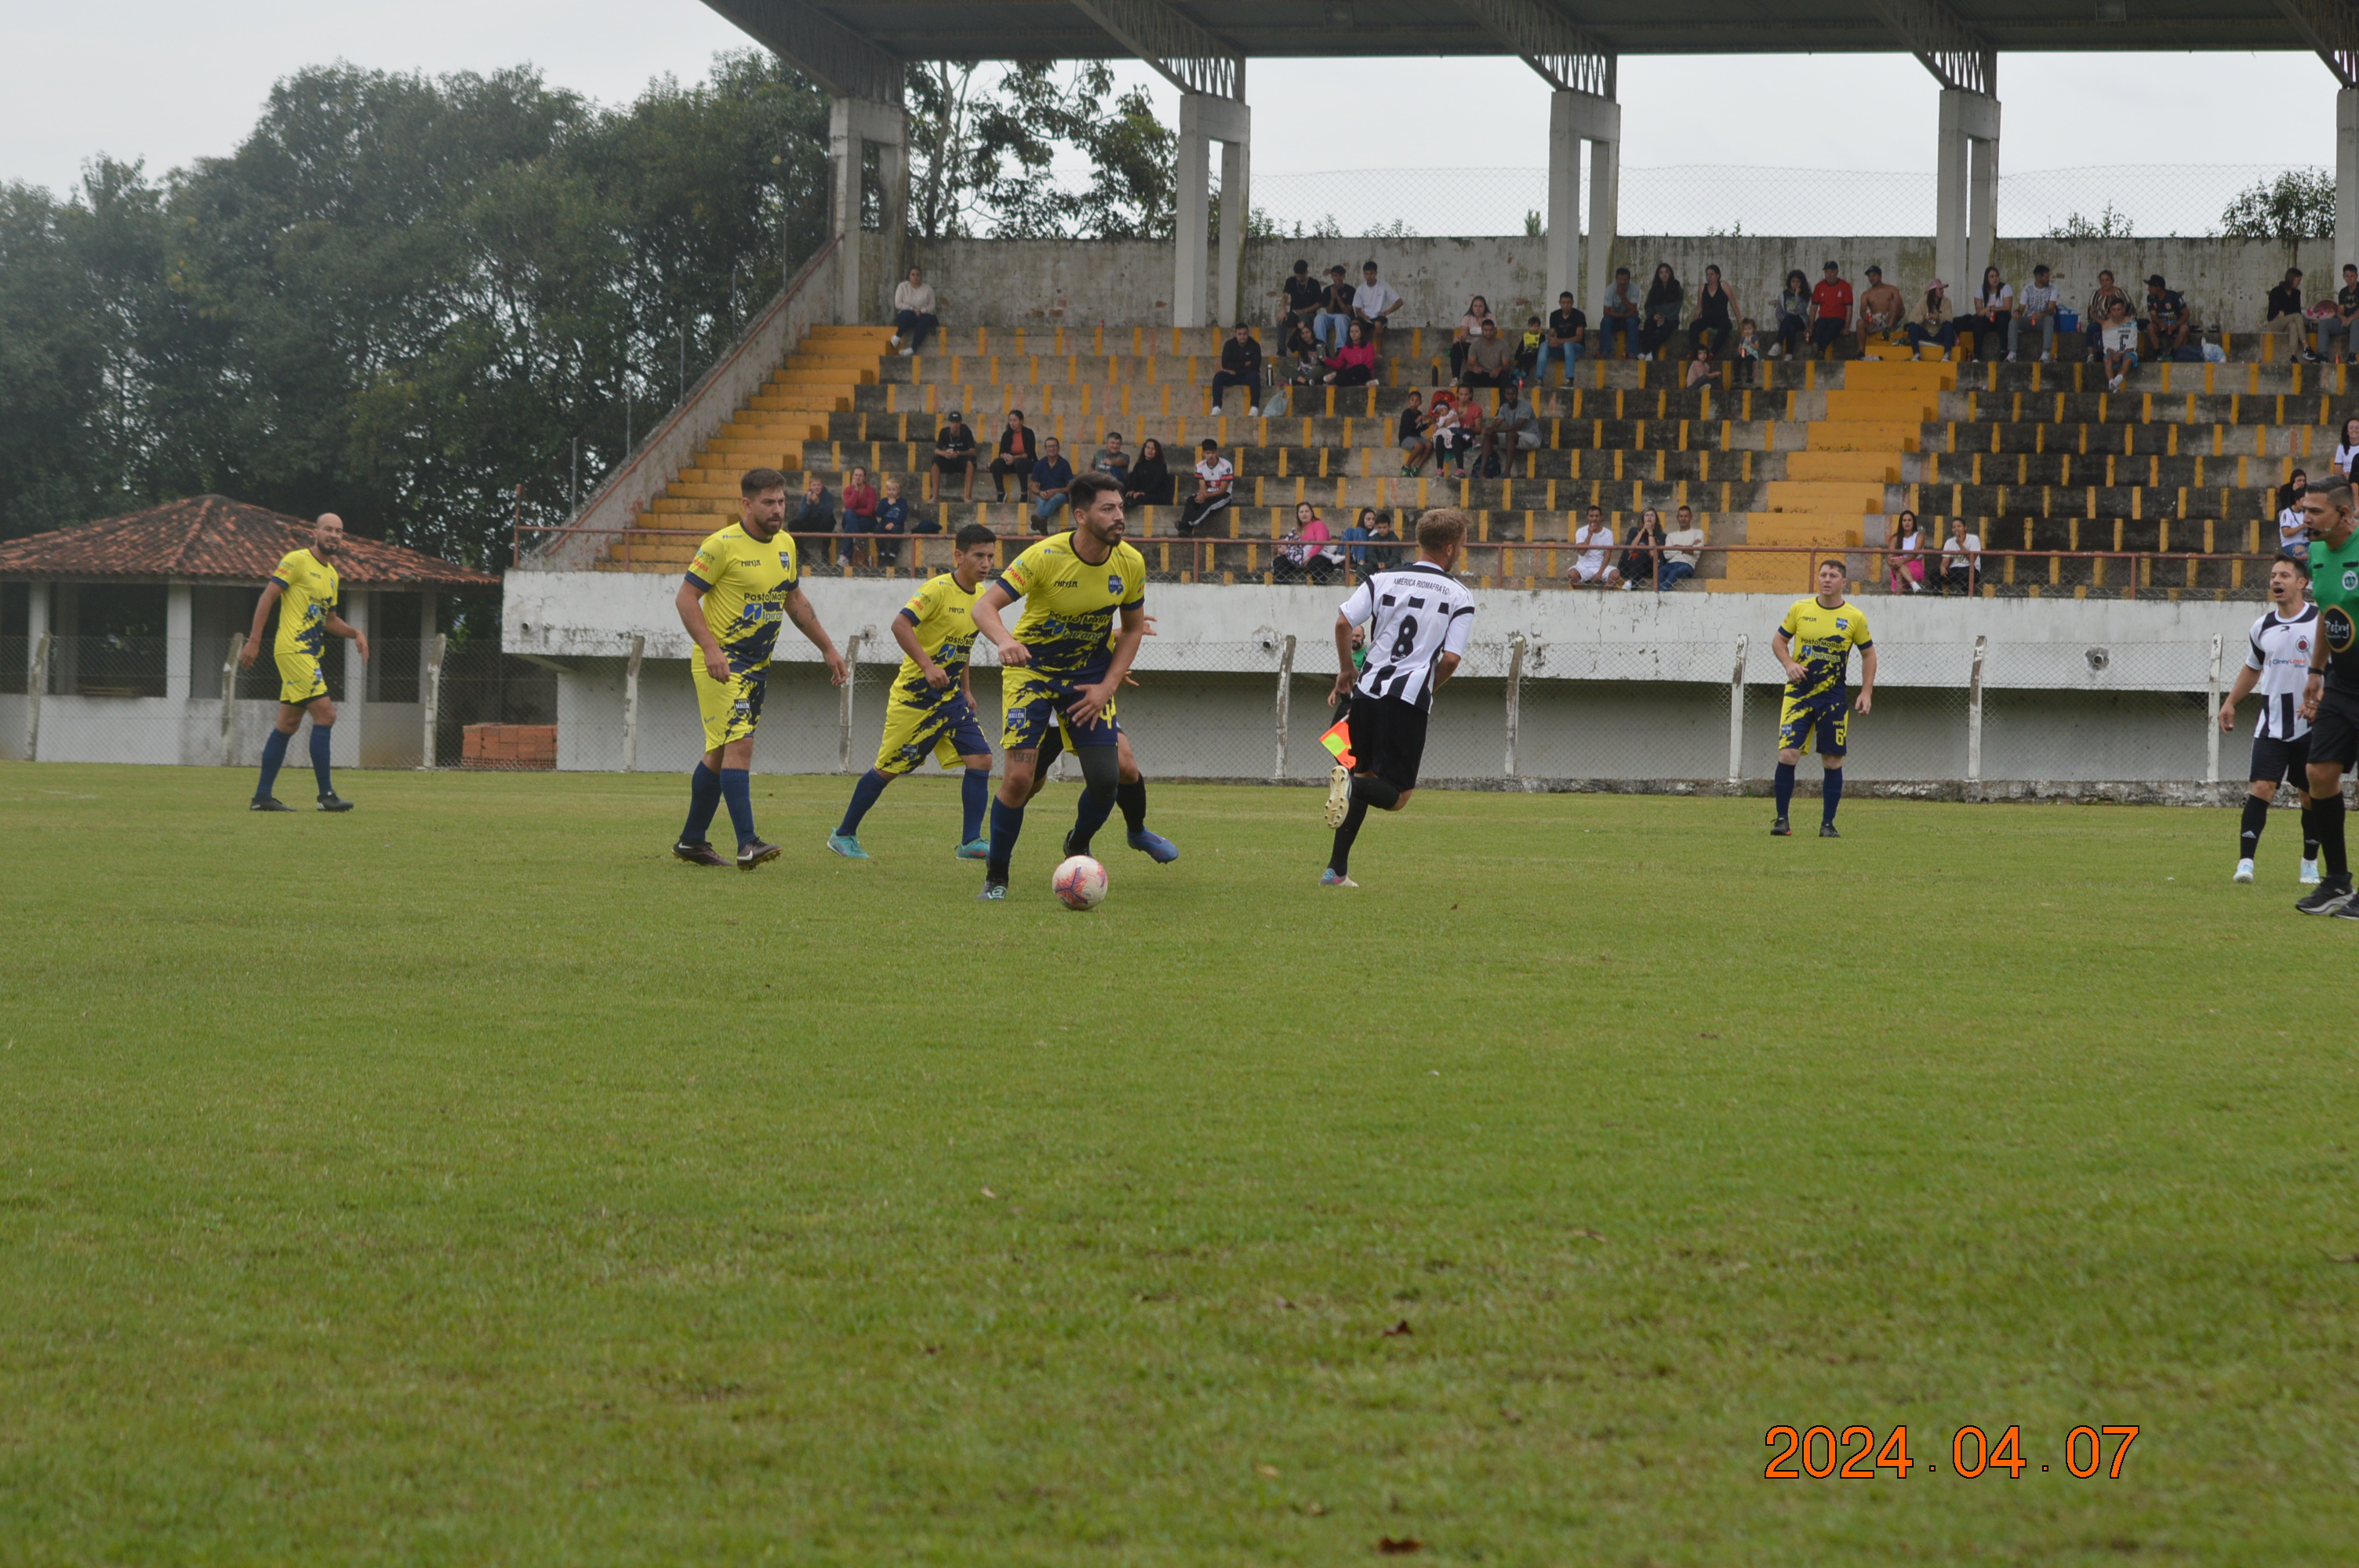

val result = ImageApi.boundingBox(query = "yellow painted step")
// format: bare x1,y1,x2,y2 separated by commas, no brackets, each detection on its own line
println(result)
1844,360,1957,390
1823,389,1939,422
1743,515,1866,547
1760,481,1884,514
1805,422,1921,452
1784,452,1899,483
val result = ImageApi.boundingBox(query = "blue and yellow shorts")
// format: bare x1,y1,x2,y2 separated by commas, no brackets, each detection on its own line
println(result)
274,650,328,706
1001,665,1119,753
1777,693,1849,757
692,662,767,752
876,691,990,775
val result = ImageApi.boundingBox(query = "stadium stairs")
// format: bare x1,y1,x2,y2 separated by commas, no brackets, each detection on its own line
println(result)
596,324,2347,600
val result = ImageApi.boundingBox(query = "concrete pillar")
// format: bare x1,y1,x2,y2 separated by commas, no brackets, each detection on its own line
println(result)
830,96,907,325
341,589,369,768
165,582,191,702
1216,133,1249,328
24,582,46,689
1176,93,1251,329
2340,89,2359,268
1548,90,1621,320
1936,89,2001,299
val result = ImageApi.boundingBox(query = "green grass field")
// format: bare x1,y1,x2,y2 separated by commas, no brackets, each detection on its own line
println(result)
3,761,2356,1564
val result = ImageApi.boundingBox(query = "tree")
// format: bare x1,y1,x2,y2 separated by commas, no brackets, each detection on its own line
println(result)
2047,203,2133,240
2219,169,2334,241
905,61,1174,241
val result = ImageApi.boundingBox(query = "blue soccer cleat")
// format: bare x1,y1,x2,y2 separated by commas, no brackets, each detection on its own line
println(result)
827,833,871,859
1128,829,1179,863
1318,869,1359,887
954,837,991,859
977,880,1008,901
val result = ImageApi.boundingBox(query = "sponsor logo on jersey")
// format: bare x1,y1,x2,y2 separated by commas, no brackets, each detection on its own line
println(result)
2326,606,2356,653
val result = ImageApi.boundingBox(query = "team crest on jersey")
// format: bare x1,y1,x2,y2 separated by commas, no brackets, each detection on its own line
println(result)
1835,617,1850,630
2345,567,2358,593
1107,574,1124,594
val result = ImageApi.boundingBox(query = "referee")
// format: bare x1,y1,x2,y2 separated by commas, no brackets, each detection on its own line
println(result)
2294,475,2359,914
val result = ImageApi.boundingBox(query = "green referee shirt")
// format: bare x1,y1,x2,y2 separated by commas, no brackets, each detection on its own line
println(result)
2309,527,2359,695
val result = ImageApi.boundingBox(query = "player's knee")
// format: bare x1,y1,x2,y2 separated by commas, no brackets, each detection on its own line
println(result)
1777,748,1800,765
311,699,337,727
961,757,992,773
1823,756,1844,770
1386,789,1414,811
2252,779,2278,802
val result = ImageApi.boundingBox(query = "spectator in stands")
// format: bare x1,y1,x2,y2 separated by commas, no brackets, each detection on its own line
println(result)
1661,504,1705,590
1366,510,1404,568
2335,416,2359,483
989,409,1037,502
2101,297,2139,392
1474,382,1539,477
839,463,878,570
1343,506,1379,580
1279,501,1341,585
1278,314,1322,376
2143,274,2190,360
1459,318,1516,389
1396,390,1432,475
891,267,938,356
1620,507,1665,586
1278,258,1322,331
1904,281,1956,358
1090,430,1131,486
1971,267,2012,361
930,412,977,502
1638,263,1684,359
1352,260,1404,347
1568,504,1623,588
1209,323,1264,416
1176,437,1234,535
1776,270,1812,360
1885,508,1926,593
793,469,836,565
1689,264,1734,357
2011,263,2060,362
2263,267,2311,364
2084,270,2132,362
2279,470,2311,559
1940,517,1981,595
1856,265,1905,351
1125,437,1173,507
1732,318,1764,386
874,476,909,567
1322,320,1379,385
1811,261,1854,359
1517,315,1547,376
1029,436,1075,532
1684,345,1714,389
2335,264,2359,365
1601,266,1641,359
1315,264,1356,354
1536,291,1587,387
1429,390,1471,478
1450,296,1494,381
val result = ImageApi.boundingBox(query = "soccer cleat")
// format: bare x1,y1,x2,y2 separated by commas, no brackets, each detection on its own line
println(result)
1819,822,1841,838
316,793,354,812
249,797,294,812
977,880,1008,901
2234,858,2256,884
1127,828,1178,863
2303,858,2322,885
1318,869,1359,887
954,837,991,859
2295,877,2354,914
672,840,729,867
826,833,870,860
1770,818,1792,837
736,838,781,870
1324,764,1353,828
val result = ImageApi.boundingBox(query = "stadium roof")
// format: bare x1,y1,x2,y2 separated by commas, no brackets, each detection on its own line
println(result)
0,496,500,588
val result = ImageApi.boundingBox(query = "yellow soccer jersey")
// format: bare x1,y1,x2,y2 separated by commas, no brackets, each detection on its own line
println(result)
1778,596,1873,704
686,523,801,673
892,572,982,705
996,532,1147,681
270,548,340,658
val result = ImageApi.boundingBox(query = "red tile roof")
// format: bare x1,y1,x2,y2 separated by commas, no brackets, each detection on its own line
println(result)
0,495,498,589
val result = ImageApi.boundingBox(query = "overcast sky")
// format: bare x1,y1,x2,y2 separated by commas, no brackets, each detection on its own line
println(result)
3,0,2341,196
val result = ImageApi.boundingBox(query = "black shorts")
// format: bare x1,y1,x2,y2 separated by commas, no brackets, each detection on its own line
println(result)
2309,688,2359,768
1347,694,1429,793
1810,318,1845,347
2251,731,2313,786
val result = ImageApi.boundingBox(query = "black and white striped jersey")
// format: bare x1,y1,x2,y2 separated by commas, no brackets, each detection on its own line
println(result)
1339,561,1476,711
2246,604,2318,740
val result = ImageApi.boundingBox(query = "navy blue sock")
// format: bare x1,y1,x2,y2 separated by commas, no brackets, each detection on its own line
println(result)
1069,785,1118,855
838,768,891,836
987,798,1024,884
720,768,756,848
308,724,333,796
962,768,990,843
1822,768,1844,823
256,728,291,801
1774,761,1797,818
1117,779,1148,833
681,762,722,844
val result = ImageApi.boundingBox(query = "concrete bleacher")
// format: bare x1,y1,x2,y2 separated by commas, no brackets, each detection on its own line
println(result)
596,321,2343,599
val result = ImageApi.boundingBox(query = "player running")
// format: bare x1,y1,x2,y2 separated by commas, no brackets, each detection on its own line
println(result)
1319,508,1475,887
672,466,849,869
969,472,1166,901
2219,552,2321,886
828,523,999,860
239,511,367,812
2295,476,2359,914
1771,558,1875,838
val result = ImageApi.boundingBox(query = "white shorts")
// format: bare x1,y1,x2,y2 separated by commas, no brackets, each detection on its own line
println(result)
1572,557,1613,583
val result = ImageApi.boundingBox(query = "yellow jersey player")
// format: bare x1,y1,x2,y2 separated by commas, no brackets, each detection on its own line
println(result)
238,511,368,811
827,523,1001,860
1771,558,1877,838
672,466,849,869
969,472,1172,901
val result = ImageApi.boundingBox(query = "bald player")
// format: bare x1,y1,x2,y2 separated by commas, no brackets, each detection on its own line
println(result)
240,512,367,811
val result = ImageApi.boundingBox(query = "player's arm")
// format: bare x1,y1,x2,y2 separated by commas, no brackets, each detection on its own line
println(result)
2304,632,2328,720
2220,659,2262,731
892,610,949,690
322,610,369,664
971,579,1028,666
238,581,284,667
1331,609,1360,704
1067,601,1147,725
1431,605,1474,691
783,583,850,688
1772,627,1805,684
675,579,730,682
1854,644,1875,717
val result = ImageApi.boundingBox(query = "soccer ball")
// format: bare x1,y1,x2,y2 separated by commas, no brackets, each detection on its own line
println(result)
1052,855,1107,910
